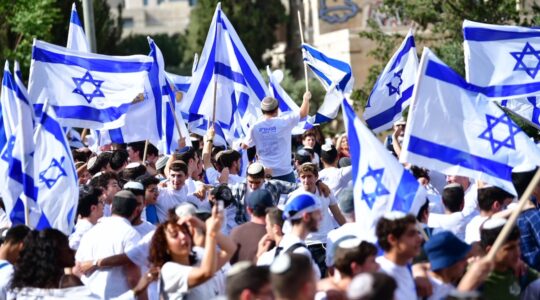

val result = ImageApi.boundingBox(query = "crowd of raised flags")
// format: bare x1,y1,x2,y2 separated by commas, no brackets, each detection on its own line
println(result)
0,1,539,299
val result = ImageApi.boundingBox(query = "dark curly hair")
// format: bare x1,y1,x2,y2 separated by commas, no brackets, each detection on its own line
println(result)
148,209,197,268
11,229,73,290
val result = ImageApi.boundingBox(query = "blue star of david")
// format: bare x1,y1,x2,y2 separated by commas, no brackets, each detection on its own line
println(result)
478,113,521,154
72,71,105,103
39,156,67,189
386,70,403,96
361,166,390,209
510,42,540,79
1,136,16,162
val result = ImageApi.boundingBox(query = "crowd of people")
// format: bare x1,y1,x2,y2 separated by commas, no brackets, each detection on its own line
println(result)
0,92,539,300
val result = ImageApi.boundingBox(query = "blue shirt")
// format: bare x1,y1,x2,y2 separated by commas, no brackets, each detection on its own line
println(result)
145,204,159,224
517,207,540,271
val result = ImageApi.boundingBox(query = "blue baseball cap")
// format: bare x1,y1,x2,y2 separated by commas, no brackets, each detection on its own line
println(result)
424,231,471,271
283,192,321,220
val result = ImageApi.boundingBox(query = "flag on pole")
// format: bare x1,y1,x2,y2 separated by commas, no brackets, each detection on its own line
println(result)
0,86,39,227
302,43,354,123
364,30,418,133
28,39,154,130
148,38,191,154
401,48,540,195
67,3,90,53
266,67,314,134
463,20,540,98
1,62,18,148
182,3,267,145
498,97,540,130
342,99,425,237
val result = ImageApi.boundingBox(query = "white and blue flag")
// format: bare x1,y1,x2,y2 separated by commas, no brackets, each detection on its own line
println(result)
33,106,78,234
0,86,39,227
401,48,540,195
1,62,18,147
342,99,425,236
28,39,154,130
182,3,267,146
463,20,540,98
266,67,314,135
364,29,417,133
67,3,90,53
499,97,540,130
302,43,354,123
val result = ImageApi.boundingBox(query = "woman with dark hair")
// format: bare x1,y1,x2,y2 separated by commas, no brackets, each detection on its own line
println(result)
10,228,154,299
149,205,236,299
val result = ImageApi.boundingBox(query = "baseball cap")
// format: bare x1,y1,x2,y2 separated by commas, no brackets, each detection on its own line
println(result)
423,231,471,271
246,189,274,215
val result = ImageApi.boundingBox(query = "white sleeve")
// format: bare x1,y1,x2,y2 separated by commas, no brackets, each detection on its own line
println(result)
160,262,193,294
281,112,300,129
125,232,153,268
205,167,220,184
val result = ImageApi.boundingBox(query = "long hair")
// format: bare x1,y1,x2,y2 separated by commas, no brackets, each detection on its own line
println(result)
148,210,197,268
11,229,71,290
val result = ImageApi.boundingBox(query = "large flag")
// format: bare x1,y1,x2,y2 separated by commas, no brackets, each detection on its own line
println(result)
0,85,39,227
302,43,354,123
401,48,540,195
463,20,540,98
182,3,267,145
266,67,314,135
33,107,78,234
67,3,90,53
28,39,154,130
342,99,425,237
499,97,540,130
364,30,418,133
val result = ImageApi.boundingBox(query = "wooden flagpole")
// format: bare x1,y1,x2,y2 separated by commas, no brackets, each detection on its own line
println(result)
142,140,149,163
297,10,309,93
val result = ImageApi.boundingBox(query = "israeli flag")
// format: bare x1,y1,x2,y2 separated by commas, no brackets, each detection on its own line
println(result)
93,45,163,145
33,107,78,234
364,29,417,133
67,3,90,53
0,86,39,227
499,97,540,130
148,38,192,154
401,48,540,196
182,3,267,145
463,20,540,98
1,62,18,147
342,99,425,236
266,67,314,135
13,61,30,106
302,43,354,123
28,39,154,130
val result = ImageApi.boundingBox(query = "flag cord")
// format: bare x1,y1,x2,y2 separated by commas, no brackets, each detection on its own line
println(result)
297,10,309,93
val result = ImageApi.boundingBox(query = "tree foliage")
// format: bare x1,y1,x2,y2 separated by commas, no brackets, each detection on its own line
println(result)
183,0,287,68
354,0,540,137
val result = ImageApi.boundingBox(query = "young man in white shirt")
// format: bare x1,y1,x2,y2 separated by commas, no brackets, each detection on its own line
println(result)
75,190,142,299
287,162,346,276
375,211,423,300
124,181,156,237
69,186,104,250
428,183,470,240
243,92,311,183
156,161,195,222
464,186,514,244
0,225,30,300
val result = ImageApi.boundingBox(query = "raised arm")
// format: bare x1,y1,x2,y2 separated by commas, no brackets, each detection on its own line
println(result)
299,91,311,119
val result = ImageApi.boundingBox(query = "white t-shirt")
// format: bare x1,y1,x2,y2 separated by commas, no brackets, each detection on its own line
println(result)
464,215,489,244
244,112,300,177
277,234,321,279
75,216,141,299
428,212,467,241
0,260,13,300
318,166,353,198
256,247,277,266
133,220,156,237
159,262,192,300
376,256,417,300
156,186,189,222
69,219,94,250
462,182,479,217
427,275,455,300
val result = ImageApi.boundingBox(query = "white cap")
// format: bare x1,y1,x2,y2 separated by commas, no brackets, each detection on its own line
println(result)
482,218,507,230
124,181,144,190
382,211,407,221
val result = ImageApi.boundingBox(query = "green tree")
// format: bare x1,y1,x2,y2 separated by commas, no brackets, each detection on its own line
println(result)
183,0,287,68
